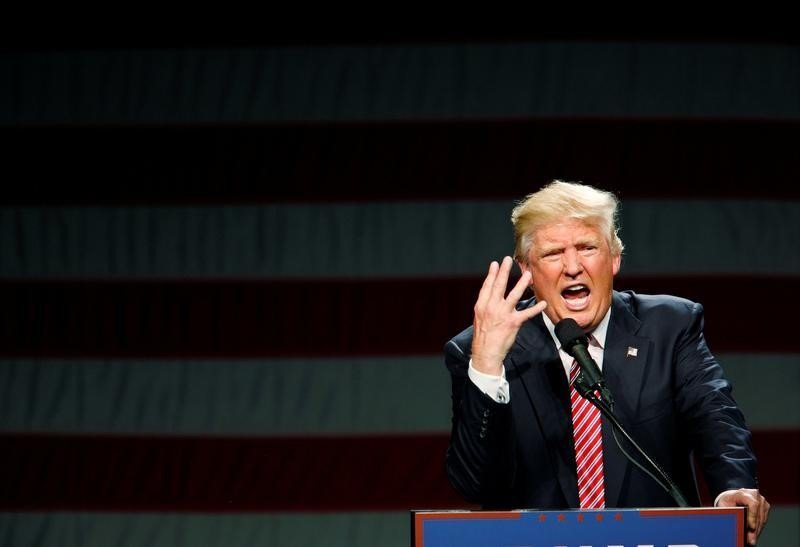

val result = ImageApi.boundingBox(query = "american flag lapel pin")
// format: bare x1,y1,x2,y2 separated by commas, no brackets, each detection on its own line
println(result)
626,346,638,358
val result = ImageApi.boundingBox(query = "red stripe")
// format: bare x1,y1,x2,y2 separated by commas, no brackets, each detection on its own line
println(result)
0,433,467,512
3,120,799,204
0,275,794,357
753,430,798,504
694,429,798,507
0,430,793,511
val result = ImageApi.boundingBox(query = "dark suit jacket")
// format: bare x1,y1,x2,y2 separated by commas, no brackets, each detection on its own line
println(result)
445,290,758,509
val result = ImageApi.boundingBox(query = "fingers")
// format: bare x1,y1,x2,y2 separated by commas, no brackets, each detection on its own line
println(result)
744,491,765,539
506,269,531,304
729,490,760,536
753,494,770,541
475,260,499,311
489,256,513,301
507,268,548,322
515,299,547,325
720,489,769,545
477,257,523,311
746,494,759,534
479,257,545,322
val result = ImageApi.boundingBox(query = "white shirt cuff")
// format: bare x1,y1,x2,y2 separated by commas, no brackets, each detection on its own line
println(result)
714,489,738,507
468,359,511,404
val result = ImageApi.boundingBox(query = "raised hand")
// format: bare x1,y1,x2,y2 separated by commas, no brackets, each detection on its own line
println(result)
471,256,548,376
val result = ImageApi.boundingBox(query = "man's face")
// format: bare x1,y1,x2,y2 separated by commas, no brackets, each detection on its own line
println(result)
519,218,621,331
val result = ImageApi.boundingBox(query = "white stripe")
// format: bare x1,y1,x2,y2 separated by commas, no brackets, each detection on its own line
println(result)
581,485,605,508
0,357,450,435
576,437,602,464
574,421,600,449
4,43,800,124
577,451,602,477
1,200,798,278
579,477,601,500
580,478,604,504
3,508,797,547
579,461,605,492
573,409,601,445
577,449,604,476
573,399,597,424
572,405,593,432
583,490,605,509
0,354,796,435
719,354,800,428
0,511,410,547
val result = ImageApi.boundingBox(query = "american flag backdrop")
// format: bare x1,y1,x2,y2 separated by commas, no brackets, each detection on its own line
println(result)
1,34,798,546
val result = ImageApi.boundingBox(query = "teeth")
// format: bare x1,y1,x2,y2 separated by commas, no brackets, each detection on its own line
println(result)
564,295,589,311
565,285,587,292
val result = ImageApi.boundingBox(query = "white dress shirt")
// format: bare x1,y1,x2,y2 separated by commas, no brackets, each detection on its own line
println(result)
468,307,611,403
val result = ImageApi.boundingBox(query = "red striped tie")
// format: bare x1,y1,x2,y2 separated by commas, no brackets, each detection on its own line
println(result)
569,359,606,509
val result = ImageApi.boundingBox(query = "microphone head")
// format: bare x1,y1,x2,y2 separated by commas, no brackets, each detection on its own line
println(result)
554,318,589,355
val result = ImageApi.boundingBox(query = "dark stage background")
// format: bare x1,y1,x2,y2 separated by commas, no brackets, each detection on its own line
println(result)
1,31,798,546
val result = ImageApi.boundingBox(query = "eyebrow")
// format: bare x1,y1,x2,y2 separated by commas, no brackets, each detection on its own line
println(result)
537,237,601,256
575,237,601,247
537,245,563,257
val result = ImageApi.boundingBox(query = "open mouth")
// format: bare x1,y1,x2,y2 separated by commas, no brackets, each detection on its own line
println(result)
561,284,590,310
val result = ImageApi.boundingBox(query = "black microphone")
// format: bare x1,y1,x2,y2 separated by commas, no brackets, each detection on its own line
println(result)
555,318,687,507
554,318,606,395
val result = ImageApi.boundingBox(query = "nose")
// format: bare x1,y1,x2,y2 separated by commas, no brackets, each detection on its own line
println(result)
563,249,583,277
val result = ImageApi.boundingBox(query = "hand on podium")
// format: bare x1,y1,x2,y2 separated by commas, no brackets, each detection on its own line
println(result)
717,488,769,545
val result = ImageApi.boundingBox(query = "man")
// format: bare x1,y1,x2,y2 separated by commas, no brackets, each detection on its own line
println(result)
445,181,769,545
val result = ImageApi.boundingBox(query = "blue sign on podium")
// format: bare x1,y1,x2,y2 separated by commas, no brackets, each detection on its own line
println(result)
412,507,745,547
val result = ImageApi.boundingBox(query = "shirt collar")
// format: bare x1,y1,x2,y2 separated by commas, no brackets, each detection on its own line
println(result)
542,303,612,350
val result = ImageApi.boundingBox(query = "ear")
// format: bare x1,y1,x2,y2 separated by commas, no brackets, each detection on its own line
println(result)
612,253,621,276
516,258,532,278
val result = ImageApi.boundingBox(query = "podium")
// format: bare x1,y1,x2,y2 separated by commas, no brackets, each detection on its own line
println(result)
412,507,746,547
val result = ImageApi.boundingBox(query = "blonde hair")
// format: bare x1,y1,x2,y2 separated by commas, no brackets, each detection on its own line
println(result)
511,180,624,264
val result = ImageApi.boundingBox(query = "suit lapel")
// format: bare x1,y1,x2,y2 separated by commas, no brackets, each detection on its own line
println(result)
601,292,651,508
510,314,579,507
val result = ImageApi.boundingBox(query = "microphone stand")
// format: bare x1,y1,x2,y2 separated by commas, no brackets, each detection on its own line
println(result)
574,373,690,508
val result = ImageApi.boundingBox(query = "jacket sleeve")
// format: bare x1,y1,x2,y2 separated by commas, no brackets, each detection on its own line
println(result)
444,336,516,506
672,302,758,498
